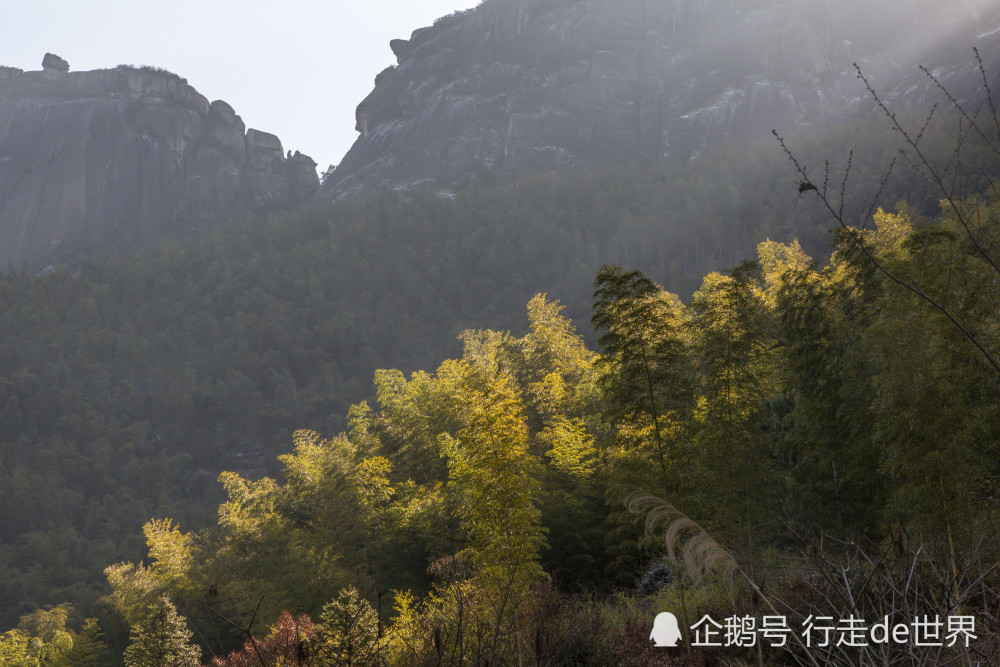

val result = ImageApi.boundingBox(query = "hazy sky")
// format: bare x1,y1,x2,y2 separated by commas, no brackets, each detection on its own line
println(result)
1,0,482,173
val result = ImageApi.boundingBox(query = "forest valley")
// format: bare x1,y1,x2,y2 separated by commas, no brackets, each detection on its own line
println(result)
1,67,1000,667
3,197,998,665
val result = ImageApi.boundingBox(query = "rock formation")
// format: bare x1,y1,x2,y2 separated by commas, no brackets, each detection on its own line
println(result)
41,53,70,74
0,62,319,267
323,0,1000,198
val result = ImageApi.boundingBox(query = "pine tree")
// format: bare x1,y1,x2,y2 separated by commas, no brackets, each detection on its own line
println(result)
311,587,380,666
123,596,201,667
65,618,111,667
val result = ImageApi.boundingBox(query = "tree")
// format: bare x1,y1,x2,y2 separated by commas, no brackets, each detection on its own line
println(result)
122,596,201,667
14,605,74,665
857,209,1000,534
438,360,545,662
504,294,597,427
440,362,544,587
64,618,111,667
774,55,1000,376
771,240,884,538
0,630,33,666
210,610,314,667
591,265,692,496
310,587,381,666
686,262,783,549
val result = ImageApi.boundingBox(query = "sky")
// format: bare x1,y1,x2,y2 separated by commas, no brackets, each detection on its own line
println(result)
1,0,482,173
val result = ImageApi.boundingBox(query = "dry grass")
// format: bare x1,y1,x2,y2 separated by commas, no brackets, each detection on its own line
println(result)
626,492,739,587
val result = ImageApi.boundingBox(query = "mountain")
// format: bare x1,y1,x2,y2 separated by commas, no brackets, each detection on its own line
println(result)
324,0,1000,198
0,56,320,267
2,0,1000,638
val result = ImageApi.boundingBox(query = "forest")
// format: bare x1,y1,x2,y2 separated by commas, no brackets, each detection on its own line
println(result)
0,81,999,664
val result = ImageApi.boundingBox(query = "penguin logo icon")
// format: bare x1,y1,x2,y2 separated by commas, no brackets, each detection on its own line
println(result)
650,611,683,647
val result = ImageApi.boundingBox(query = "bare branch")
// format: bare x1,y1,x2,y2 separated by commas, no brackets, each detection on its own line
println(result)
772,129,1000,376
974,46,1000,142
858,63,1000,278
919,62,1000,160
838,150,853,222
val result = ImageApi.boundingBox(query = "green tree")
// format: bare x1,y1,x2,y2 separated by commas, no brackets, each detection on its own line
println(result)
438,360,545,662
12,605,74,666
505,294,597,427
774,239,884,538
591,265,692,495
440,362,544,590
860,208,1000,534
311,586,381,666
122,596,201,667
64,618,111,667
0,630,33,666
686,263,783,547
144,519,198,597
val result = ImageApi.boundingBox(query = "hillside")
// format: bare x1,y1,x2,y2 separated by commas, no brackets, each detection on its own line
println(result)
1,0,1000,661
0,113,994,627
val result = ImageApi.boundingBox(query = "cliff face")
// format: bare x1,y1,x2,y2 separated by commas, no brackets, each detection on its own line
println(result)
324,0,1000,197
0,58,319,267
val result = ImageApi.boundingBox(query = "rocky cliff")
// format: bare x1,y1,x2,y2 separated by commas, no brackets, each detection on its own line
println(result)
324,0,1000,197
0,56,319,267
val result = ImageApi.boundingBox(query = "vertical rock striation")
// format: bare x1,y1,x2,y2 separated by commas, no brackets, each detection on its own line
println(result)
0,57,320,267
323,0,1000,198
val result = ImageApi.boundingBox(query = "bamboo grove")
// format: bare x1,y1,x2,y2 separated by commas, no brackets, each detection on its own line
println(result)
3,54,1000,665
4,191,998,663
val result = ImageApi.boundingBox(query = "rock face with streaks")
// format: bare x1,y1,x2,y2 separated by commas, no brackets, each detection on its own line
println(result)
323,0,1000,197
0,59,319,267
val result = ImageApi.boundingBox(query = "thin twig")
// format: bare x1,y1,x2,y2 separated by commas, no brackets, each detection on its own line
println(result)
773,129,1000,375
865,63,1000,277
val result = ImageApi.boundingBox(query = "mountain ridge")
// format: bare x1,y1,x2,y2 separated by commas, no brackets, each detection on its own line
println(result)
0,56,319,268
323,0,1000,198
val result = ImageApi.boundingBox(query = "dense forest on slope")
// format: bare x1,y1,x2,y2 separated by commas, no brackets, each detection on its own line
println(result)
0,101,997,659
12,191,998,664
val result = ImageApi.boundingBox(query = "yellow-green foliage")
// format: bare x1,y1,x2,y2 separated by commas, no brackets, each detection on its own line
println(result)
83,200,1000,664
143,519,196,594
0,605,108,667
103,563,164,628
541,416,596,479
0,629,33,666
